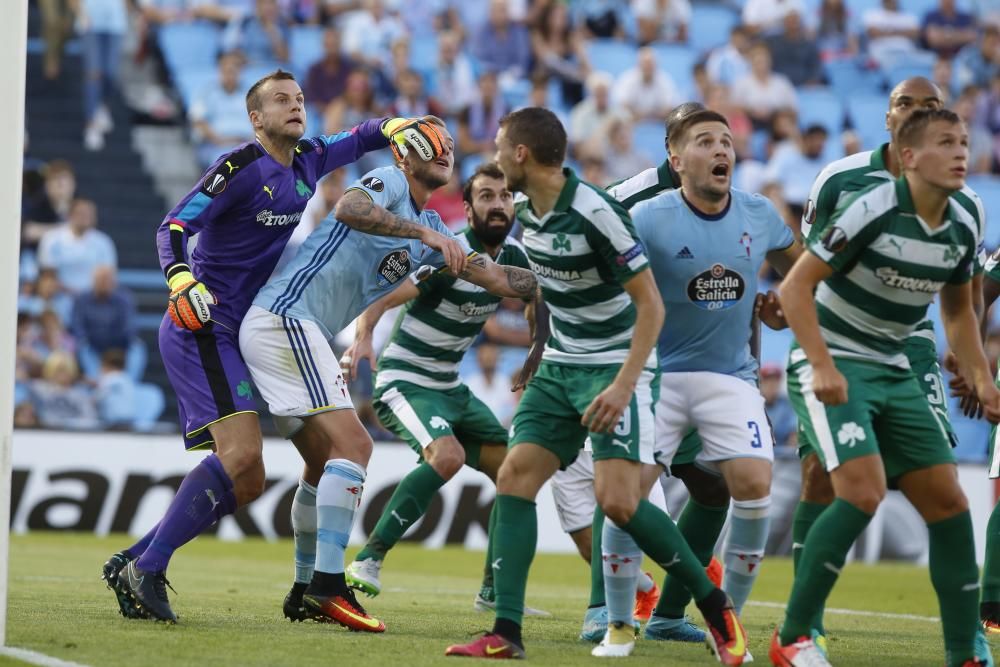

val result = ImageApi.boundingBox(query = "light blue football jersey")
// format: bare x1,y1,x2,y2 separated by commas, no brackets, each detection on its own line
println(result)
255,166,471,340
631,188,795,383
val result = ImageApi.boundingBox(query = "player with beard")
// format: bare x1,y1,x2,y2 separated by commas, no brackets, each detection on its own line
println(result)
339,162,549,616
241,121,539,632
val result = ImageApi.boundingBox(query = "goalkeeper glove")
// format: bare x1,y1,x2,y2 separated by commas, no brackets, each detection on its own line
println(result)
381,117,447,162
166,269,215,331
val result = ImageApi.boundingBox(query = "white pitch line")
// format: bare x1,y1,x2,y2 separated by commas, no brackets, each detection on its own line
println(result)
746,600,940,623
0,646,91,667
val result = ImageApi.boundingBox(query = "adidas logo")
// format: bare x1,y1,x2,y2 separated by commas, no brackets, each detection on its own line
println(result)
675,246,694,259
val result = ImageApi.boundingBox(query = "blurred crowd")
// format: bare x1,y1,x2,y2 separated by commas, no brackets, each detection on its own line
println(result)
25,0,1000,454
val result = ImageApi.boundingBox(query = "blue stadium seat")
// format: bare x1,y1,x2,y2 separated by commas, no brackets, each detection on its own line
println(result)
759,326,794,369
585,39,638,77
650,44,697,98
881,62,933,90
632,121,665,164
950,407,990,463
797,87,844,136
688,5,738,55
966,175,1000,250
844,0,881,14
824,58,883,99
133,383,166,431
173,69,216,108
159,22,221,75
846,94,889,150
289,25,324,78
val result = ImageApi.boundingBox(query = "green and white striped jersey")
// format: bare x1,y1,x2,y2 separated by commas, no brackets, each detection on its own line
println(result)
801,142,986,344
374,226,531,390
517,168,654,367
800,177,978,369
606,160,679,210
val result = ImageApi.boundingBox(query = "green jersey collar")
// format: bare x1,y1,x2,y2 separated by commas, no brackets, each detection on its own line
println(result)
656,160,678,190
552,167,580,214
871,143,889,172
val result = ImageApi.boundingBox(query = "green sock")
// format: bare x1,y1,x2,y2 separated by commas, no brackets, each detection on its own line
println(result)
792,500,830,634
623,499,715,603
982,500,1000,603
780,499,871,645
356,463,446,562
792,501,828,574
928,511,979,667
494,494,538,626
481,501,499,593
654,499,728,618
589,505,606,607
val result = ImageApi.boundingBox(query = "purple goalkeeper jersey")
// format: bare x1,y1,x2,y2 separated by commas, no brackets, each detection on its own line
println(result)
155,118,388,331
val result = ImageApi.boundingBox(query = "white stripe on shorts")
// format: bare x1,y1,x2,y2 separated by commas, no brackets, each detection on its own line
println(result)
794,363,840,470
380,386,436,448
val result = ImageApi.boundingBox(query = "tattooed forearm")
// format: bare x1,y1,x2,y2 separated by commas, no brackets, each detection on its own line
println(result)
456,253,488,279
335,190,425,239
503,266,537,297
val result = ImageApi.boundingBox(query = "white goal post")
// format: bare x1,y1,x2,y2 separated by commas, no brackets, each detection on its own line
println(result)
1,0,30,647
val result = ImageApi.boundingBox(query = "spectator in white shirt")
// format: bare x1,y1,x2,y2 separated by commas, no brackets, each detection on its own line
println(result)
706,24,752,86
612,47,678,122
433,30,477,117
340,0,407,70
862,0,924,70
38,198,117,295
743,0,805,36
190,51,255,168
569,70,619,157
632,0,690,45
730,42,798,128
764,124,829,216
600,117,653,183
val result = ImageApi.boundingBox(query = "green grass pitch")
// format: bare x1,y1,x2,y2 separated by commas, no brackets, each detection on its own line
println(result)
3,533,988,665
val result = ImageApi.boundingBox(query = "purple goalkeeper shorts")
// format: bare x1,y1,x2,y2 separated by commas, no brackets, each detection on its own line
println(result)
158,314,258,450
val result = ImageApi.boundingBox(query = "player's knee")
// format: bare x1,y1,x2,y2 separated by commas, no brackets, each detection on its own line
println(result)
928,484,969,519
840,486,884,515
726,474,771,502
427,440,465,479
598,493,639,527
228,450,266,504
496,457,522,494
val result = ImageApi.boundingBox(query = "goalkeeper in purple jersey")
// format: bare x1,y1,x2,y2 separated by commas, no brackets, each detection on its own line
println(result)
100,68,445,624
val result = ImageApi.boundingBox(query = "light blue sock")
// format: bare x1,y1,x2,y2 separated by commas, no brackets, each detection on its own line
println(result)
603,518,642,625
315,459,366,575
723,495,771,616
291,478,317,584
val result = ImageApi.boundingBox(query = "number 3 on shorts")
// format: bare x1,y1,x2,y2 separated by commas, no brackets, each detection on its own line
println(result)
615,410,632,437
748,420,762,449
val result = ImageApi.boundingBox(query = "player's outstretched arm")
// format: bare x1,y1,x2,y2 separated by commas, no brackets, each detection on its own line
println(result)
780,252,848,406
341,279,420,382
940,281,1000,423
334,190,467,274
454,253,538,300
581,268,664,433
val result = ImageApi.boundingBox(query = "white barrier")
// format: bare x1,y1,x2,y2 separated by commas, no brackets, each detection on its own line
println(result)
10,430,997,563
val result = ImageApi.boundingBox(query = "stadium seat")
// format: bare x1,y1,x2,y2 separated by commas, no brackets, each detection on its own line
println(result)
846,94,889,150
585,39,638,78
289,25,324,78
688,5,738,55
632,121,665,164
158,22,221,76
133,382,166,431
825,58,883,99
844,0,881,14
650,44,697,98
966,175,1000,250
173,69,216,108
797,87,845,136
881,62,933,90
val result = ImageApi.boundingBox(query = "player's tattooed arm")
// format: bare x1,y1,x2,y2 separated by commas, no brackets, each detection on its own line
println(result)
335,189,426,238
455,254,537,298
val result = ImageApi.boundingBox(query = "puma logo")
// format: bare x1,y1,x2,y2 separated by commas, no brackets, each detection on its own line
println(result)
263,185,275,199
659,553,681,569
391,510,409,527
491,558,503,571
205,489,220,512
611,439,631,452
225,160,238,174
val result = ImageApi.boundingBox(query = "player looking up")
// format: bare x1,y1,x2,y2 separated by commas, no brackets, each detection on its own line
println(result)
444,107,747,665
772,108,999,667
788,78,989,659
102,68,440,623
593,110,802,659
240,117,538,633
